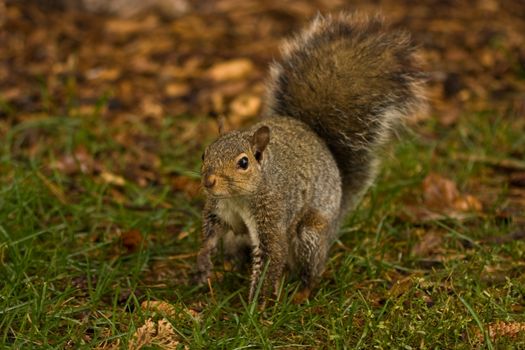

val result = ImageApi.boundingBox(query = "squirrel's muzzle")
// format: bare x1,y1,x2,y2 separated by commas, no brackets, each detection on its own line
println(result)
203,174,217,189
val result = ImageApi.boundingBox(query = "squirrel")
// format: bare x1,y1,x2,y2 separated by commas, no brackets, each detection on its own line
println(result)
195,13,426,302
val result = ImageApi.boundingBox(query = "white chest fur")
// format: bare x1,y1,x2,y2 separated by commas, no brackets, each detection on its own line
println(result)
216,198,259,247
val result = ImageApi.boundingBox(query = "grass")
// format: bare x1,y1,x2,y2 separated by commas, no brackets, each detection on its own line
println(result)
1,103,524,349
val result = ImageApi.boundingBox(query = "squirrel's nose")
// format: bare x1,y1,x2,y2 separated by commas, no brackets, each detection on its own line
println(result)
204,174,217,189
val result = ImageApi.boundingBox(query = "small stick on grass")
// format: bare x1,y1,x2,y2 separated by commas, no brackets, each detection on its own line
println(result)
36,171,68,205
453,154,525,171
207,277,216,304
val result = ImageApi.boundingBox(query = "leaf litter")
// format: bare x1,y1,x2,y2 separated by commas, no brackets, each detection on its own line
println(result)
402,173,483,222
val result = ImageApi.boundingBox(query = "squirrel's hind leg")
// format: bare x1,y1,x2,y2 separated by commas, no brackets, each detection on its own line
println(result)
292,209,335,302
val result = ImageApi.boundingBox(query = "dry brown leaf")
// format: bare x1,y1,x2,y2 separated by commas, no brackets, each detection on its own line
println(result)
403,173,483,222
480,265,509,285
50,146,97,175
481,230,525,244
121,229,145,252
172,176,201,198
185,307,202,321
411,230,444,257
85,67,121,81
388,276,413,298
229,93,261,127
178,119,218,144
130,318,155,350
438,105,461,126
453,194,483,212
473,321,525,343
105,15,158,36
423,173,460,209
94,327,120,350
141,300,178,317
100,171,126,186
140,98,164,118
207,58,254,81
510,172,525,187
177,231,189,240
401,206,465,222
164,82,190,98
129,318,182,350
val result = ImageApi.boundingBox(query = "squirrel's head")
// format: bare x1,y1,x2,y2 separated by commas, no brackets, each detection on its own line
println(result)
201,126,270,198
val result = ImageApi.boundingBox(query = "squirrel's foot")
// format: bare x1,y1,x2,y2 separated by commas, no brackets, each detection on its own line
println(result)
292,287,311,304
189,270,210,287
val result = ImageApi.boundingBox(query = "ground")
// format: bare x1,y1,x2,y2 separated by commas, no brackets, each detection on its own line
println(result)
1,0,525,348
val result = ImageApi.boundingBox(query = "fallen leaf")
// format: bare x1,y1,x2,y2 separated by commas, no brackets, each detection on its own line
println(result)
480,265,509,285
438,104,461,126
85,67,121,81
207,58,254,81
129,318,182,350
185,307,202,321
178,119,218,144
388,276,413,298
453,194,482,212
100,171,126,186
177,231,189,240
400,206,466,223
481,230,525,244
164,82,190,98
411,230,444,257
140,98,164,118
94,328,121,350
121,229,145,252
105,15,158,36
472,321,525,343
141,300,178,317
422,173,460,210
229,93,261,127
402,173,483,222
510,172,525,187
50,146,97,175
172,176,201,197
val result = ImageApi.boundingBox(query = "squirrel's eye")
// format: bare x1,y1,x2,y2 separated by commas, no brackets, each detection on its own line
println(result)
237,156,249,170
201,152,205,161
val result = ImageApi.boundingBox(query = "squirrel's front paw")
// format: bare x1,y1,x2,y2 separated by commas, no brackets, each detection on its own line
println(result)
189,270,210,287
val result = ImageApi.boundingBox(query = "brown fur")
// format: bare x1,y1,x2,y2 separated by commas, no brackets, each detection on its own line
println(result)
194,13,426,302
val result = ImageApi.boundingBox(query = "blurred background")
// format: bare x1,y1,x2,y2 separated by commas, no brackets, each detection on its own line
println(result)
3,1,524,135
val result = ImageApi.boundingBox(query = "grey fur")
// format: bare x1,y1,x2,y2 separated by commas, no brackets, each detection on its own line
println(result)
195,13,426,301
266,12,426,212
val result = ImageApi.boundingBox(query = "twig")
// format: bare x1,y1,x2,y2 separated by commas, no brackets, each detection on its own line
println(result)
166,252,198,260
481,230,525,244
453,154,525,171
207,277,216,304
36,172,68,205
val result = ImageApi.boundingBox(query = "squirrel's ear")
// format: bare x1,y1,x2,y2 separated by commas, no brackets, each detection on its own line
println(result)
251,126,270,162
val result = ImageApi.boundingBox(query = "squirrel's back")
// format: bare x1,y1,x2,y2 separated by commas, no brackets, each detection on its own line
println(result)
265,13,426,212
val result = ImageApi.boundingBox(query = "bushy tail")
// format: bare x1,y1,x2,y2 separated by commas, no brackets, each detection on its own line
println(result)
264,13,426,213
